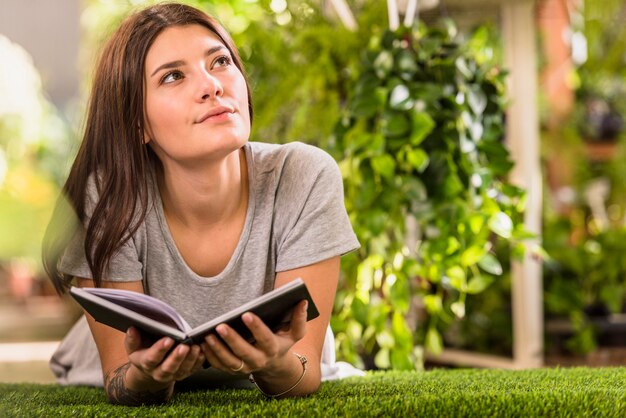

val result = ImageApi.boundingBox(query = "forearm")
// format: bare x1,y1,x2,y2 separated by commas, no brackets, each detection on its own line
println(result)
104,362,174,406
250,352,320,398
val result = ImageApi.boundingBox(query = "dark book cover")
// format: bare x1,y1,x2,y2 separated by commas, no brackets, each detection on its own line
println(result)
70,278,319,345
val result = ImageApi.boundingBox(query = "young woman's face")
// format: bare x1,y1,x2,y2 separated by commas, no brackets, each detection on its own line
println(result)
143,24,250,166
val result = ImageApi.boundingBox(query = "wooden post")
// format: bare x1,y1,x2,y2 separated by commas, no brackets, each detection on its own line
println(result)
501,0,544,368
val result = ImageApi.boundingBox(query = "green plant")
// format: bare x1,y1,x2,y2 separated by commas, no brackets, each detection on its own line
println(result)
539,0,626,356
543,203,626,355
442,238,514,357
573,0,626,142
228,0,379,147
328,22,529,369
0,35,71,267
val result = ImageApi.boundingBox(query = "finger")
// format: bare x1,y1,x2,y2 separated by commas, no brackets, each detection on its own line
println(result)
201,339,229,372
191,349,206,373
239,313,279,359
173,345,202,380
286,300,308,342
136,337,175,372
242,299,308,353
153,343,190,382
202,335,250,374
173,345,203,381
214,323,271,369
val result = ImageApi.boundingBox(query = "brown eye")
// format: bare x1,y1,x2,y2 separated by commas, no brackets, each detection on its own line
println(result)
161,70,184,84
212,55,232,69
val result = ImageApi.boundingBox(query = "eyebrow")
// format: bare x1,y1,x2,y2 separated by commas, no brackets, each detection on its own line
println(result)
149,45,228,77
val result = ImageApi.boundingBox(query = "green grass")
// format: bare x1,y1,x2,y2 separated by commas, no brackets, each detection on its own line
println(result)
1,368,625,417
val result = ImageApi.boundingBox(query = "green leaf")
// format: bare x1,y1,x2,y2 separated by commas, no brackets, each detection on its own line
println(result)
370,154,396,180
366,133,386,154
459,131,476,153
461,245,486,266
443,173,464,196
420,36,443,58
388,274,410,312
477,253,503,275
410,112,435,146
423,294,442,314
403,177,428,203
450,301,466,319
489,211,513,238
397,50,418,77
376,329,395,348
446,236,460,255
356,261,374,302
374,50,393,79
427,264,441,283
389,84,414,110
467,275,494,294
346,320,363,341
354,187,378,211
390,348,414,370
600,284,623,313
455,57,473,79
407,148,429,172
381,111,411,137
365,209,388,235
470,120,484,142
468,86,488,114
351,78,384,118
392,311,413,349
468,214,485,234
374,347,391,369
350,96,379,118
447,266,466,291
350,297,368,323
412,83,443,104
375,87,389,107
425,327,443,354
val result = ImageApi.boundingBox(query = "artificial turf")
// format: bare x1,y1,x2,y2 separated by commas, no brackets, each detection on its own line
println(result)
1,367,625,417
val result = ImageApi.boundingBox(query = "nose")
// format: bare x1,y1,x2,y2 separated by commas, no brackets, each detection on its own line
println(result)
197,70,223,102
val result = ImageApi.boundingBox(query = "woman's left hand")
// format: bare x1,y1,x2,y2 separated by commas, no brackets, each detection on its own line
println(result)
200,299,308,376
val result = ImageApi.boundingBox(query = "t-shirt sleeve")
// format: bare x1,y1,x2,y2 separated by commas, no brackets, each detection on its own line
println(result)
274,143,360,272
58,176,143,282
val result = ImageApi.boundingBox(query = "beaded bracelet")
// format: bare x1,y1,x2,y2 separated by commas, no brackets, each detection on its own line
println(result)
249,353,308,398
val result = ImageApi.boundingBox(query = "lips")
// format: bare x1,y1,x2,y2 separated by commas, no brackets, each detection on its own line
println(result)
196,105,235,123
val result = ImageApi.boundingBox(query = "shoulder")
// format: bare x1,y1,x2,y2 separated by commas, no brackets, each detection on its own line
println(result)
248,141,339,178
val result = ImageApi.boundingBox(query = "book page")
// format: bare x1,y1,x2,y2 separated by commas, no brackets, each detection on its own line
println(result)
82,288,192,332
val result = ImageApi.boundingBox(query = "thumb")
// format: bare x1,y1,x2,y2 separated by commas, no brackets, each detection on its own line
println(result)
290,300,308,341
124,326,142,354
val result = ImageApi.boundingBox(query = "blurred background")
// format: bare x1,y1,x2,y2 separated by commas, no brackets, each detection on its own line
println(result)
1,0,625,383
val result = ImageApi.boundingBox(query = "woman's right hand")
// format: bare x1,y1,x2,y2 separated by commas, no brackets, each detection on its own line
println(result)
124,327,205,384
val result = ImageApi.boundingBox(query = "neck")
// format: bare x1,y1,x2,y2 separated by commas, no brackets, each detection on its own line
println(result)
157,147,248,228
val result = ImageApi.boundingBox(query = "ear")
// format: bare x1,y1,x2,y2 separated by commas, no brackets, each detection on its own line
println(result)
140,123,151,144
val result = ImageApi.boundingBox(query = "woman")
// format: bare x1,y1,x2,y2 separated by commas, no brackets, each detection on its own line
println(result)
43,2,359,405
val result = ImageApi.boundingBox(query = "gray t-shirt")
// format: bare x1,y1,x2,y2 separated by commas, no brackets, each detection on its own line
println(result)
60,141,360,328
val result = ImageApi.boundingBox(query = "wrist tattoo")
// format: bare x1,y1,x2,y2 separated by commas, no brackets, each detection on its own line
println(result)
105,362,170,406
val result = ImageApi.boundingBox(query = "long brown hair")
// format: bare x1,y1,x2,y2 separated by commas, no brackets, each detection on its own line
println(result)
43,3,253,293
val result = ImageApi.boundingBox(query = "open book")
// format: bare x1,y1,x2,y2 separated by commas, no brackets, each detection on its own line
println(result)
70,278,319,345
